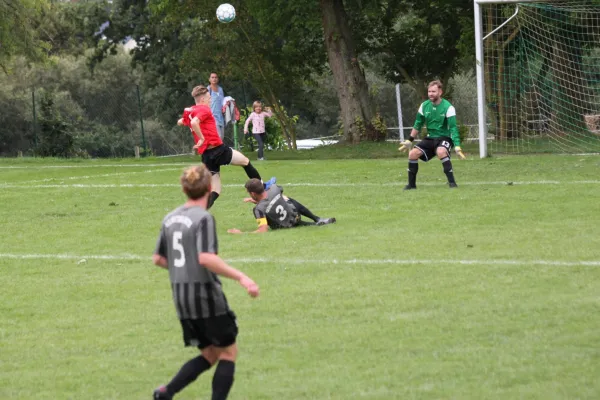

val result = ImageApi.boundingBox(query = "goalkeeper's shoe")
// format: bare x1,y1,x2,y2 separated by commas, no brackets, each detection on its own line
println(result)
449,182,458,188
403,184,417,191
153,386,172,400
264,177,277,190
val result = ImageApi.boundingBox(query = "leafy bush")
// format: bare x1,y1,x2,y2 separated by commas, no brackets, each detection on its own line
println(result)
239,106,288,151
35,91,75,157
143,119,192,156
74,123,137,158
0,87,33,156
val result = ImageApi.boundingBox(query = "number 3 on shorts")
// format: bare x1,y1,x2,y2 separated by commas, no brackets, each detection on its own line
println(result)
441,141,450,149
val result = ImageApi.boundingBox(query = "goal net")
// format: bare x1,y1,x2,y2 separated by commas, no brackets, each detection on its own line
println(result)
478,0,600,154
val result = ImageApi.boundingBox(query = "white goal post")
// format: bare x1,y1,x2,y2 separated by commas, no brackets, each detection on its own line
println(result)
475,0,539,158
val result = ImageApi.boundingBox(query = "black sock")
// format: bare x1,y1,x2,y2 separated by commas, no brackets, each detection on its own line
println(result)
211,360,235,400
166,355,212,395
288,198,320,222
441,157,456,184
243,162,261,180
408,160,418,187
207,191,220,209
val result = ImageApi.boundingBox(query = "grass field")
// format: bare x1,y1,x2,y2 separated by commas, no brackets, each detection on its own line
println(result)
1,145,600,399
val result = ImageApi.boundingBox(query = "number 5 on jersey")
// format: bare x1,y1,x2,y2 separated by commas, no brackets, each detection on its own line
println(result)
173,231,186,267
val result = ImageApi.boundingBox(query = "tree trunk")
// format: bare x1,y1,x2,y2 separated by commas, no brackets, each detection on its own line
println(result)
320,0,376,143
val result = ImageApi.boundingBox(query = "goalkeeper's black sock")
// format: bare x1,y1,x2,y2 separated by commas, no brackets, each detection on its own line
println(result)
212,360,235,400
408,160,418,187
166,355,212,395
243,162,261,180
441,157,456,184
207,191,220,209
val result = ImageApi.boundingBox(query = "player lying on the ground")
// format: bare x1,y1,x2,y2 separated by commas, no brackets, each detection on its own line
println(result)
398,80,466,190
178,85,275,209
227,178,336,234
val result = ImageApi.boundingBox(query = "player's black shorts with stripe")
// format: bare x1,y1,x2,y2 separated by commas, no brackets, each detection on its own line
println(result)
202,145,233,174
180,311,238,349
414,136,454,162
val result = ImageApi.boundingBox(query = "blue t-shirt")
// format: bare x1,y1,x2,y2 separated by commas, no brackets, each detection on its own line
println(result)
208,85,225,127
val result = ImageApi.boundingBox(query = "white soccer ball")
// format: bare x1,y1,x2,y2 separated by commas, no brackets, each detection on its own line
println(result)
216,3,236,23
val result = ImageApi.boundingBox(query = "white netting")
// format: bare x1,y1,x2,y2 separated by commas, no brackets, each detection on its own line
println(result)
481,0,600,153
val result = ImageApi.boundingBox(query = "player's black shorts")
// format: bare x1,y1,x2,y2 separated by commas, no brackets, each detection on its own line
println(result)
202,145,233,174
267,202,300,230
414,136,454,162
179,311,238,349
286,200,302,227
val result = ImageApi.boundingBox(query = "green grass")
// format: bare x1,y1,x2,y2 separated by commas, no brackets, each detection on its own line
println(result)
1,149,600,399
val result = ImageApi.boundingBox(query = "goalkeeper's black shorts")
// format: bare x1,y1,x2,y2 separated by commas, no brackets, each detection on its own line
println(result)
414,136,454,161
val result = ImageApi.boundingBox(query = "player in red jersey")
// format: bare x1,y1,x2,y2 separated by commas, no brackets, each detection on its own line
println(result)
178,85,274,209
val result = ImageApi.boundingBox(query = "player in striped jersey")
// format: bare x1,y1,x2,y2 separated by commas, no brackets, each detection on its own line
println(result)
152,164,259,400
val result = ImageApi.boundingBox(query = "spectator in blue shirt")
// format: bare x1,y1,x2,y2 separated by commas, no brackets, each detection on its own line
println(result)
208,72,225,139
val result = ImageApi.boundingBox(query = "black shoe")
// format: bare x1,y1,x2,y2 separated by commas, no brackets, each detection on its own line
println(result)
403,185,417,190
449,182,458,188
317,217,336,226
153,386,172,400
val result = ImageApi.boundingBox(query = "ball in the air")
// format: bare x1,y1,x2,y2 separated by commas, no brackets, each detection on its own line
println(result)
216,3,236,23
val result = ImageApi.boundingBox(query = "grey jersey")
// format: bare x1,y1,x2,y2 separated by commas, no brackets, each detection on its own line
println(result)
155,205,231,319
253,185,299,229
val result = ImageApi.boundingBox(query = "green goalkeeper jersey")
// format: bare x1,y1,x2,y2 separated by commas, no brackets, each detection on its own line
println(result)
413,99,461,147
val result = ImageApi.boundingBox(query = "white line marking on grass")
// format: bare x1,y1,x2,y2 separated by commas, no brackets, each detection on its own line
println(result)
1,180,600,189
279,180,600,186
8,168,182,184
1,253,599,267
0,163,192,169
0,183,181,188
1,253,146,260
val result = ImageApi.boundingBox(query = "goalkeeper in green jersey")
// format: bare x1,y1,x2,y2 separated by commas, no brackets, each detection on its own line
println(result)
399,80,466,190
